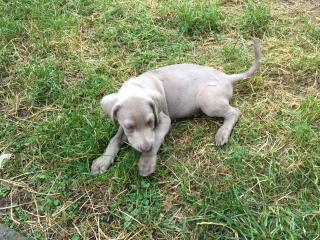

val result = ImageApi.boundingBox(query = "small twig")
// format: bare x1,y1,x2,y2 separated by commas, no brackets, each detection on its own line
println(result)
9,172,33,181
128,227,145,240
0,201,32,211
10,190,20,225
21,209,46,218
33,195,44,230
47,172,61,195
85,189,101,240
72,223,84,239
99,227,110,240
88,218,99,240
314,70,319,88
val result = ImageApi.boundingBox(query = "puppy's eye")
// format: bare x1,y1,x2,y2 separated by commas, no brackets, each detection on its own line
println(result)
146,120,154,128
125,124,135,132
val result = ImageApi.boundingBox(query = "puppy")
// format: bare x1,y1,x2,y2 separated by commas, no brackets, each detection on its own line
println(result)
92,40,261,176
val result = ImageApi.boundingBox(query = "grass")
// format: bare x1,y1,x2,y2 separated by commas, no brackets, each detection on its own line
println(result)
241,0,271,37
0,0,319,239
170,1,221,36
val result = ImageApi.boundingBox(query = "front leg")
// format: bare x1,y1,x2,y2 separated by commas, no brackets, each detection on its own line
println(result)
91,127,126,175
139,112,171,176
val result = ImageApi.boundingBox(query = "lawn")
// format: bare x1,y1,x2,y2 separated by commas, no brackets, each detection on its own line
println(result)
0,0,319,239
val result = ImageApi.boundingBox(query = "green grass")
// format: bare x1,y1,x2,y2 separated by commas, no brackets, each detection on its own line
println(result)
241,0,271,37
1,0,319,239
169,1,221,36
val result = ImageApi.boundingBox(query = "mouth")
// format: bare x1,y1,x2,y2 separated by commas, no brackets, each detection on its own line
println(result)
140,149,151,153
139,146,152,153
142,149,152,153
126,141,153,153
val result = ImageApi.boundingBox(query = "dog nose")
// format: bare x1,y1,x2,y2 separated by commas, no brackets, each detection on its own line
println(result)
140,143,152,152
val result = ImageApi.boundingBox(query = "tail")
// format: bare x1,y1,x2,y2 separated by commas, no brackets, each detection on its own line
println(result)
226,39,261,84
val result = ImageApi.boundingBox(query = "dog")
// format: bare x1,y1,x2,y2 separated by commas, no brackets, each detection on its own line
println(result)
91,40,261,176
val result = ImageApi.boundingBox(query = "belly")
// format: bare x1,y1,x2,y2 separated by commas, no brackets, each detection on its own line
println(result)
165,90,201,119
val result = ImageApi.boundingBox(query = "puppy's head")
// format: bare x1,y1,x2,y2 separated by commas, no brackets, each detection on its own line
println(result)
100,90,161,153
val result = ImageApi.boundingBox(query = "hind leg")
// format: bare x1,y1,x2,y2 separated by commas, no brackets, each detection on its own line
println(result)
198,88,240,145
213,106,240,145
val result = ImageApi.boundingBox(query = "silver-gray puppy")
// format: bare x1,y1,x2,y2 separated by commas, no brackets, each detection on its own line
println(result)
92,40,261,176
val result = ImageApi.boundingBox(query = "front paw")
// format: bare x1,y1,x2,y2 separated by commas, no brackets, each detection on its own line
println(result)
91,156,113,175
138,154,156,177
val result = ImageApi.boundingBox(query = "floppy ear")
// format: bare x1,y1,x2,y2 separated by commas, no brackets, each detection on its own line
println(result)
147,90,163,127
100,94,120,124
